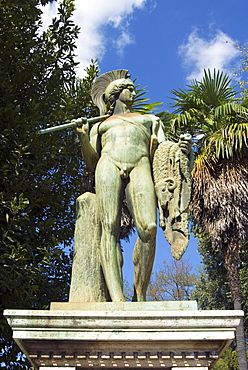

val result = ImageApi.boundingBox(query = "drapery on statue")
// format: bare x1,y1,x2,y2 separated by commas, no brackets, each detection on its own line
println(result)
71,69,194,303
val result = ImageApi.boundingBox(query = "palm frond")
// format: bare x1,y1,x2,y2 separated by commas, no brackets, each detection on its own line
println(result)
195,69,237,106
192,149,217,174
158,111,189,142
132,84,162,114
225,122,248,150
170,111,196,126
168,69,248,161
169,88,208,114
197,122,248,160
215,103,248,118
241,96,248,108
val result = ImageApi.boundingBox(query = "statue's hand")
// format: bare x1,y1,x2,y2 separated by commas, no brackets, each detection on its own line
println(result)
179,134,192,155
75,119,89,137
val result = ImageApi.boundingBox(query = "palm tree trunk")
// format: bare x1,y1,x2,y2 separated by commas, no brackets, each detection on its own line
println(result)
234,302,248,370
224,239,247,370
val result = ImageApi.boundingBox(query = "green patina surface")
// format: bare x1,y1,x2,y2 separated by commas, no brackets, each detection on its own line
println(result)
71,70,193,303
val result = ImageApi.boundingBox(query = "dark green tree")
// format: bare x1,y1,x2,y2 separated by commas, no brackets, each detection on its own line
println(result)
0,0,100,368
193,229,248,333
192,230,248,370
192,229,232,311
213,348,240,370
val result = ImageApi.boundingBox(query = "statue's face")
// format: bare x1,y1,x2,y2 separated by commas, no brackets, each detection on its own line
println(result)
118,83,136,107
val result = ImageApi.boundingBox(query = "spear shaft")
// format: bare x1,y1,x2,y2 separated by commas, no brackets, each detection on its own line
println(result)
38,115,109,135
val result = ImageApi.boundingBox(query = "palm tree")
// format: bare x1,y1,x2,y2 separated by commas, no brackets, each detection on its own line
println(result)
169,69,248,370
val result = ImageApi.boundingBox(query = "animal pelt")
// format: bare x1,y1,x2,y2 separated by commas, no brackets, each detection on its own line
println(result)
153,140,194,259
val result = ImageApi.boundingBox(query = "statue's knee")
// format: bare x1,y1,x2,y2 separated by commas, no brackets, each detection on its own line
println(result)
147,222,157,237
138,222,157,242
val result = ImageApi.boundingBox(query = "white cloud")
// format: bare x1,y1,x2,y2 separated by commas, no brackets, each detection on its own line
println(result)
179,29,239,82
39,1,58,30
40,0,147,76
115,26,135,56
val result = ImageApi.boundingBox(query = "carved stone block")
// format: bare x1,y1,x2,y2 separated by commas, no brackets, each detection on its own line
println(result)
69,192,108,302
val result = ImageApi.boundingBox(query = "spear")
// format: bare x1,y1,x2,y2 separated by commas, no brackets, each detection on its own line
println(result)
38,114,109,135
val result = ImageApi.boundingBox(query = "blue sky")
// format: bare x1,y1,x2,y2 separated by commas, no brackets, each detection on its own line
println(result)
42,0,248,282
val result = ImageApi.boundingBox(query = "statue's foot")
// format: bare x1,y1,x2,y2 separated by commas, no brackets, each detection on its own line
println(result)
113,298,126,302
136,295,146,302
132,289,146,302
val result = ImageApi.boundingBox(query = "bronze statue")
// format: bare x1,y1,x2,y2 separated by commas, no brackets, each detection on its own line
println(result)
72,70,193,302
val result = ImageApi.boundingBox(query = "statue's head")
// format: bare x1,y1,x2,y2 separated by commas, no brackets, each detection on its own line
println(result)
91,70,134,115
105,78,135,114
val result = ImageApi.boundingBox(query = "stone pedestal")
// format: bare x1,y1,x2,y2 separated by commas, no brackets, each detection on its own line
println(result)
4,302,243,370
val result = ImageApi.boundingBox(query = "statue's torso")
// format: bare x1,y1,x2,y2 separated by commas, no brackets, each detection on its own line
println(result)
98,113,154,168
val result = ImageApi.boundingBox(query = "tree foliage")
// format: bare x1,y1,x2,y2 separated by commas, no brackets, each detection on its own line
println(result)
193,228,248,337
235,43,248,97
147,259,198,301
0,0,81,311
213,348,240,370
170,69,248,160
192,228,232,311
194,242,248,369
168,69,248,370
0,0,100,368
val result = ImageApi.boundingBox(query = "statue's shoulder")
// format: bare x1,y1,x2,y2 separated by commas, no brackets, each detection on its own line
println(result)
144,113,160,122
90,121,100,134
127,113,158,122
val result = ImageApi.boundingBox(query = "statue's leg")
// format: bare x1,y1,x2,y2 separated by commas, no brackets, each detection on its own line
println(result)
125,159,157,301
95,157,125,302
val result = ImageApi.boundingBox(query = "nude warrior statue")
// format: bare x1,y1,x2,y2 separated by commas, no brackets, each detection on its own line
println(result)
76,70,192,302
